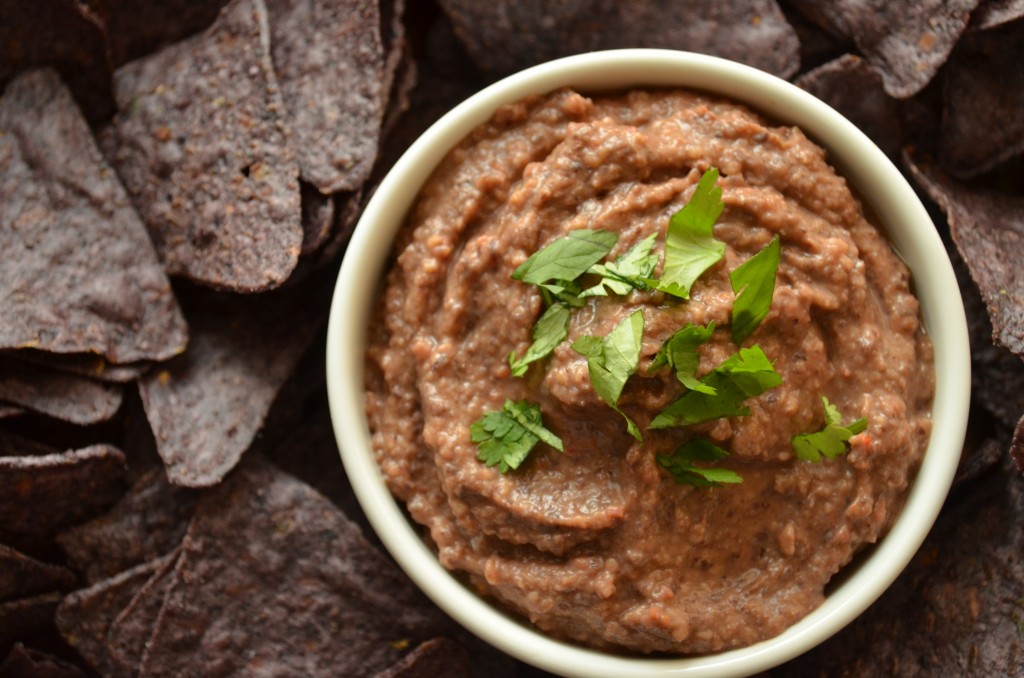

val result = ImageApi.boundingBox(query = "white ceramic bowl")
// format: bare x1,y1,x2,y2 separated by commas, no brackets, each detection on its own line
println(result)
326,49,970,677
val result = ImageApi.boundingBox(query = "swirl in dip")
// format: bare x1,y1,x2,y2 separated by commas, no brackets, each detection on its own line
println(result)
364,88,934,654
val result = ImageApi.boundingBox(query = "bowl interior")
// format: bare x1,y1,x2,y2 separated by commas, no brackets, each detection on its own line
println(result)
325,49,970,678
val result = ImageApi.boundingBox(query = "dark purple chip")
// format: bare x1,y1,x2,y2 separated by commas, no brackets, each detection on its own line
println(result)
138,281,327,487
57,468,198,584
103,0,302,293
787,0,980,98
0,431,56,459
137,459,449,677
0,592,62,659
7,350,150,385
0,69,188,364
0,643,87,678
969,0,1024,30
55,554,175,678
0,356,123,426
299,182,336,257
904,151,1024,356
0,405,24,420
0,545,77,604
374,637,470,678
0,445,126,540
0,0,113,124
266,0,385,193
795,54,905,159
940,20,1024,178
105,553,179,673
92,0,230,66
438,0,799,79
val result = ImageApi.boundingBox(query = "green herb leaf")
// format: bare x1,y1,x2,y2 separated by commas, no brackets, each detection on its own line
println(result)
646,168,725,299
571,309,645,440
649,345,781,429
581,233,659,297
791,397,868,462
656,438,743,487
470,399,564,473
508,303,571,377
730,235,781,344
649,321,716,394
511,230,618,301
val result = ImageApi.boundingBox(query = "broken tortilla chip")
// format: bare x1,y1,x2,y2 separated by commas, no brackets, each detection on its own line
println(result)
103,0,302,292
0,69,188,364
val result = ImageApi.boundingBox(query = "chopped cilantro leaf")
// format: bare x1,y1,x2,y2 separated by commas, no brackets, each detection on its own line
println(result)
730,235,781,344
649,321,716,394
791,397,868,462
649,345,781,429
508,303,571,377
656,438,743,487
571,309,645,440
646,168,725,299
470,399,564,473
581,233,659,297
511,229,617,302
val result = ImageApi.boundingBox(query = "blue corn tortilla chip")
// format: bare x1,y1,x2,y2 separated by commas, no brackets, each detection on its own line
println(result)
0,356,123,426
0,69,188,364
0,643,87,678
102,0,302,292
0,544,77,604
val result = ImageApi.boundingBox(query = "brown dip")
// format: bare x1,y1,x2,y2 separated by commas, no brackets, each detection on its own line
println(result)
364,88,934,654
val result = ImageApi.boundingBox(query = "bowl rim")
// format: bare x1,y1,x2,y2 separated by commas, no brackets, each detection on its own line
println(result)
326,48,970,678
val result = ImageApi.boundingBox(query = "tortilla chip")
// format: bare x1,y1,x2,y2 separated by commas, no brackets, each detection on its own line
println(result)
0,69,188,364
376,637,470,678
137,459,448,676
105,553,179,673
0,592,62,659
7,351,149,385
0,405,24,420
55,553,175,678
0,356,123,425
138,281,327,487
795,54,905,159
0,643,87,678
0,430,56,459
770,454,1024,676
940,20,1024,178
103,0,302,292
970,0,1024,30
904,151,1024,356
57,468,198,584
438,0,799,79
787,0,979,98
0,445,126,540
299,182,336,256
0,0,113,124
266,0,386,193
93,0,229,66
0,544,77,604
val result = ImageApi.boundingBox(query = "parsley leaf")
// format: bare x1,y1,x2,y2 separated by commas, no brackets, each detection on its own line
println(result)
656,438,743,487
791,397,868,462
508,303,571,377
511,229,618,304
648,321,716,394
730,235,781,344
571,309,645,440
646,168,725,299
581,233,659,297
649,345,781,429
470,399,564,473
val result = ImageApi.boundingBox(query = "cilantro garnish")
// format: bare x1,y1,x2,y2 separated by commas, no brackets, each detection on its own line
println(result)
511,229,618,305
508,303,571,377
656,438,743,487
649,345,781,429
646,167,726,299
470,399,564,473
581,233,659,297
730,235,780,344
648,321,716,394
571,309,645,440
791,397,868,462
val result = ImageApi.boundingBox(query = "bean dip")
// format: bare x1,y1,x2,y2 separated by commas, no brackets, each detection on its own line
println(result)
364,88,935,654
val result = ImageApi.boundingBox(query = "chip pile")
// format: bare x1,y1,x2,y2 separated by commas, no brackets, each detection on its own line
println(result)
0,0,1022,675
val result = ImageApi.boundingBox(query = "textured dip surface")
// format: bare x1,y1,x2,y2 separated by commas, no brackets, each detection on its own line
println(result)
365,89,935,654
